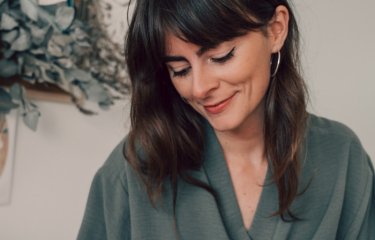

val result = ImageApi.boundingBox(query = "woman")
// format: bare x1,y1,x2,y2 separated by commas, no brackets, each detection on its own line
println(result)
78,0,374,239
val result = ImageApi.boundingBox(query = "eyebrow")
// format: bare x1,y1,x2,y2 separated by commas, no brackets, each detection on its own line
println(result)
163,45,218,63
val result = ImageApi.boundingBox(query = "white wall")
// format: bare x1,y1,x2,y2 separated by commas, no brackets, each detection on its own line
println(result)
0,101,130,240
0,0,374,240
295,0,375,158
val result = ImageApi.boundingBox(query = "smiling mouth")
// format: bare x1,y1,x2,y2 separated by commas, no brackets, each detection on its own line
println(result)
204,94,236,114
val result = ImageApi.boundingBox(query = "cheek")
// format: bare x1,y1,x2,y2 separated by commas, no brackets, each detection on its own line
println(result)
236,50,271,87
219,51,270,86
170,79,191,97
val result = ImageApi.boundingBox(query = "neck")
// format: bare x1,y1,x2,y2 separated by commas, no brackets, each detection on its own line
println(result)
214,102,266,167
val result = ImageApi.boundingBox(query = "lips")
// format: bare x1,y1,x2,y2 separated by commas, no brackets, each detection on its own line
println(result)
204,94,236,114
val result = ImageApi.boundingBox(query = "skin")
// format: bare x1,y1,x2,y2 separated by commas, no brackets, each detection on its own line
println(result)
165,6,289,230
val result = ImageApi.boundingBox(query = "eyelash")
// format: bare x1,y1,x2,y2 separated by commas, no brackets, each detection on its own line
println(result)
211,47,235,63
172,67,191,78
172,47,236,78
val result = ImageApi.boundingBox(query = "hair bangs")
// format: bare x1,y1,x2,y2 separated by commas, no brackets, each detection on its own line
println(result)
157,0,266,49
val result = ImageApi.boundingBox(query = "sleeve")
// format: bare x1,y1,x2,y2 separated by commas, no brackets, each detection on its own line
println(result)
339,139,375,240
355,156,375,240
77,145,131,240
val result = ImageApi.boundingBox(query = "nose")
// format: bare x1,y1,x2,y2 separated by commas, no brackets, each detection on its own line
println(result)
191,66,219,100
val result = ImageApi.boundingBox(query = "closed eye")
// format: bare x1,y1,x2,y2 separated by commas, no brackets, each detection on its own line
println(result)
172,66,191,78
210,47,236,63
170,47,235,78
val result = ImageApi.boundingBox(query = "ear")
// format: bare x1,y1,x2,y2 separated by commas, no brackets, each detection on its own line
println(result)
267,5,289,53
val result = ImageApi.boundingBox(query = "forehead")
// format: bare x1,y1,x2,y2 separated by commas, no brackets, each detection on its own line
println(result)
164,33,200,55
164,31,237,57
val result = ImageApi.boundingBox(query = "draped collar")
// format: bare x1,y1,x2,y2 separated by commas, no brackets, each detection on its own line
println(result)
201,121,288,240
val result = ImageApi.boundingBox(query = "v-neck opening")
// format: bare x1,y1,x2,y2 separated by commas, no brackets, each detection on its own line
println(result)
246,167,277,237
201,122,280,240
246,165,271,230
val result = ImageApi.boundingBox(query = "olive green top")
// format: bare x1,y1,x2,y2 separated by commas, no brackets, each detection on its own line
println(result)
77,114,375,240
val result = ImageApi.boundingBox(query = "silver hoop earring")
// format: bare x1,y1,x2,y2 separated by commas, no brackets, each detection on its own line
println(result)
270,51,281,78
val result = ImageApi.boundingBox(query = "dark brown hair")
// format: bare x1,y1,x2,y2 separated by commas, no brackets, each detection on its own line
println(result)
125,0,308,221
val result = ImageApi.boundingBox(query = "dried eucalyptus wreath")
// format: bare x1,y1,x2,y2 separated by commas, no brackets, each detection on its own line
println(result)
0,0,130,130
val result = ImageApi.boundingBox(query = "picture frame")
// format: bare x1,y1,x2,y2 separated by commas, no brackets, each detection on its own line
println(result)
0,109,19,205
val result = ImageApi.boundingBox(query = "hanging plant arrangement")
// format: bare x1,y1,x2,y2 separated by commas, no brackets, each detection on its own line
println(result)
0,0,130,131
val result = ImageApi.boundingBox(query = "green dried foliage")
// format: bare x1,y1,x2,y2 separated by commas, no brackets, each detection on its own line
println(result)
0,0,130,131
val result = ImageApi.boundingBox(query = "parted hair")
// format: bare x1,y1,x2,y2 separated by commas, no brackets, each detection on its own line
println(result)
125,0,308,221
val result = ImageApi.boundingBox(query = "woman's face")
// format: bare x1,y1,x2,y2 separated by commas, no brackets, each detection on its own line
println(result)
164,30,275,133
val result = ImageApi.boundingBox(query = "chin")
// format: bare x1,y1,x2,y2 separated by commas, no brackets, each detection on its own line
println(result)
206,116,242,133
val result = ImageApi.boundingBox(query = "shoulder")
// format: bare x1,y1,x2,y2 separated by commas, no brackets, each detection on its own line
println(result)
304,112,372,167
303,114,374,216
93,138,130,193
304,111,373,165
78,139,132,240
302,114,373,203
100,138,128,173
306,113,359,142
304,113,368,163
289,114,374,240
